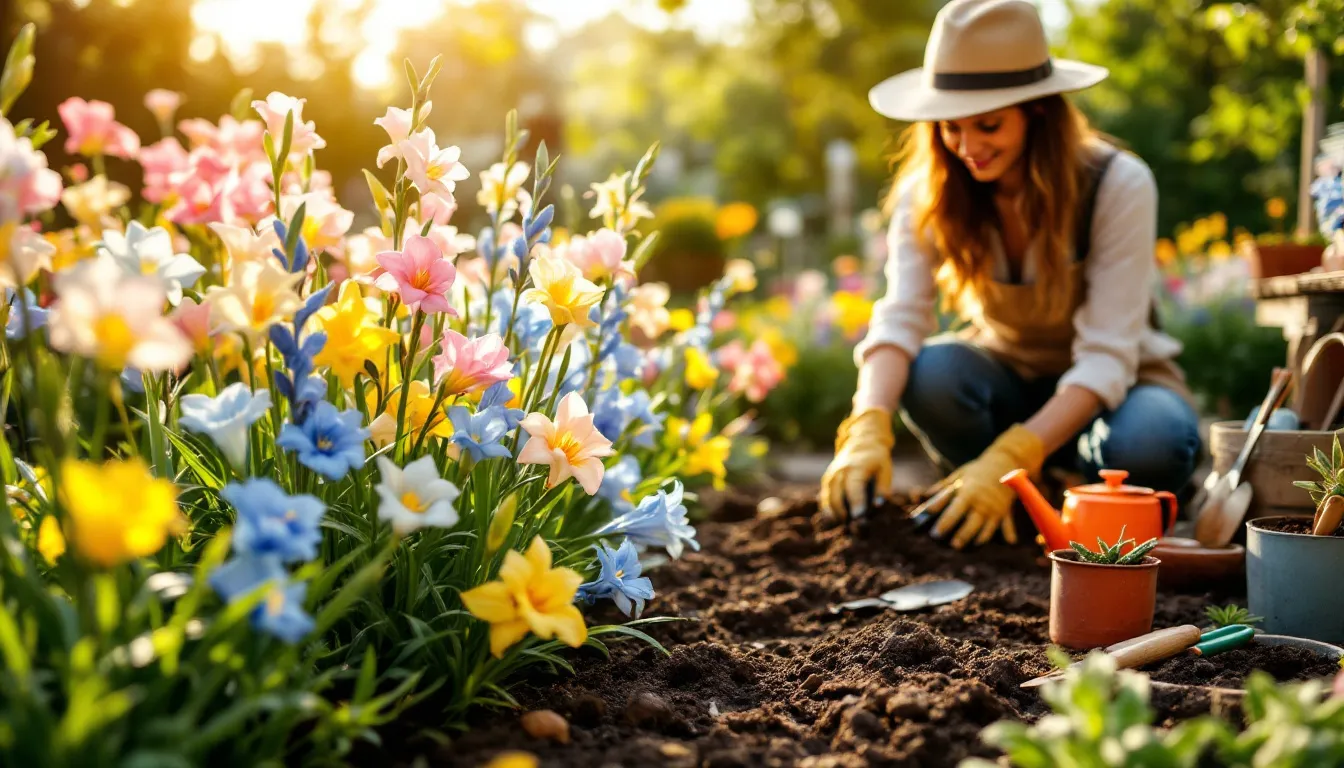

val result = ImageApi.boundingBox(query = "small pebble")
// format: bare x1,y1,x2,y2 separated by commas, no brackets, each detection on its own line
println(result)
569,693,606,726
520,710,569,744
757,496,786,518
846,708,885,739
802,673,825,693
660,743,693,758
625,691,673,727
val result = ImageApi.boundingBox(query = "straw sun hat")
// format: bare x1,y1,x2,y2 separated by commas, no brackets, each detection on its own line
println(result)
869,0,1108,122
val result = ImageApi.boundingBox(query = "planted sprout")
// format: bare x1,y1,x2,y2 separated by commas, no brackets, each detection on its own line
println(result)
1293,431,1344,508
1068,526,1158,565
1205,603,1264,628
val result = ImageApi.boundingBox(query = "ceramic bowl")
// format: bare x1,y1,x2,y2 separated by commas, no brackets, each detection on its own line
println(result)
1151,536,1245,589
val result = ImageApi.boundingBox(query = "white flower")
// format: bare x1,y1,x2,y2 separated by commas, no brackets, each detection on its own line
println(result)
374,455,461,534
477,161,530,220
587,171,653,232
373,102,430,168
0,222,55,288
178,382,272,469
96,221,205,305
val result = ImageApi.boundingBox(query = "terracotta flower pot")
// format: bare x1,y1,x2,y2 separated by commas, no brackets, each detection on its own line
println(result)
1048,549,1160,650
1242,241,1327,279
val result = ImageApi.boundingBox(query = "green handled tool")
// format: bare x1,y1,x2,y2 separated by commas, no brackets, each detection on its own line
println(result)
1191,624,1256,657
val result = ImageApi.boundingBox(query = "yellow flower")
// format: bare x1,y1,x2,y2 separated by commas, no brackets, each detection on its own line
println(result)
61,176,131,230
45,228,96,272
38,516,65,564
1208,240,1233,260
1155,238,1178,266
764,296,791,320
212,333,268,383
684,347,719,390
723,258,757,295
1175,225,1200,256
667,308,694,332
831,290,873,340
669,413,732,490
757,327,797,369
59,457,184,568
206,259,304,341
311,281,399,387
485,752,539,768
1208,213,1228,239
459,536,587,658
520,254,604,328
366,380,451,448
1267,197,1287,220
715,202,758,241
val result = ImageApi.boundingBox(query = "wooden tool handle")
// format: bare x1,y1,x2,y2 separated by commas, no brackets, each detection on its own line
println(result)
1107,625,1203,669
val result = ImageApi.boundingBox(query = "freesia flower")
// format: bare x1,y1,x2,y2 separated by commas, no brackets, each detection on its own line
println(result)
178,383,272,469
448,406,513,461
576,539,655,618
431,330,512,395
398,129,469,198
252,92,326,158
58,457,184,567
366,379,452,448
277,191,353,255
144,89,183,127
420,191,457,226
373,455,461,534
373,102,429,168
277,401,368,481
57,97,140,159
38,515,65,564
477,161,530,220
0,116,63,220
830,290,873,340
210,555,314,643
206,259,304,340
587,171,653,232
626,282,671,339
61,176,130,230
596,480,698,559
477,379,525,429
558,228,635,285
723,258,757,294
208,221,282,280
309,280,399,386
138,137,190,204
221,478,324,562
669,413,732,490
460,536,587,658
728,338,785,403
48,258,193,372
597,455,641,513
684,347,719,390
170,297,213,353
95,221,205,306
375,234,458,314
517,392,614,494
4,287,47,339
520,253,603,329
0,222,55,288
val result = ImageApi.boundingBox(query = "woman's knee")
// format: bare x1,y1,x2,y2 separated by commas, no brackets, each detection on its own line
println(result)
1083,386,1201,491
901,342,1000,424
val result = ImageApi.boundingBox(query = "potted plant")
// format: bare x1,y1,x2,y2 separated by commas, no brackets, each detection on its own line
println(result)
1247,433,1344,643
1048,530,1161,650
1240,197,1329,279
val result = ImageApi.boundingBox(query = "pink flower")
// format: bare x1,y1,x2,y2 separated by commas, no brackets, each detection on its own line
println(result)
794,269,827,304
728,339,784,403
251,92,325,158
397,129,469,198
517,392,614,494
229,162,275,223
138,138,190,204
0,117,63,219
712,309,737,333
178,115,266,166
420,191,457,225
165,150,233,225
57,98,140,159
431,330,513,395
374,234,458,315
170,296,214,353
373,102,429,168
559,228,636,285
714,339,746,372
276,191,353,254
144,89,183,126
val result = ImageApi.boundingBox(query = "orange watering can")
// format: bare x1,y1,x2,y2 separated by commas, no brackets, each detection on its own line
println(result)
1000,468,1178,554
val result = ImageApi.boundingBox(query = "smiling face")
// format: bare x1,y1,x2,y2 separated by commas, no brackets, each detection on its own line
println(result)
937,106,1031,183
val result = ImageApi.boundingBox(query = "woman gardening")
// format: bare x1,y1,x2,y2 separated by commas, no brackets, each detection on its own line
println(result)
820,0,1201,549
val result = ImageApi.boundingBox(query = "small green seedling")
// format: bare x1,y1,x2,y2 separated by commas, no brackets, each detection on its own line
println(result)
1205,603,1264,629
1068,526,1158,565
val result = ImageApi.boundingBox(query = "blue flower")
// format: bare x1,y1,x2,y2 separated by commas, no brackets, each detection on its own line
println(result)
179,382,272,469
593,387,663,447
596,480,698,559
576,539,655,618
4,288,47,340
120,367,145,394
448,405,513,461
221,478,325,562
276,401,369,480
210,555,314,643
478,380,524,429
597,455,641,513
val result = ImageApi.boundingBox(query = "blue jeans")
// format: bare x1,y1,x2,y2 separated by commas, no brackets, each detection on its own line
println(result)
900,341,1202,494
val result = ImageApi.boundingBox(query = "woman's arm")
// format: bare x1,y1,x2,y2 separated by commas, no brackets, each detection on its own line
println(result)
853,345,912,413
1022,385,1103,455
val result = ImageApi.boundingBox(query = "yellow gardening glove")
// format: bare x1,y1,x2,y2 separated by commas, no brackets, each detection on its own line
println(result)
926,424,1045,550
819,408,895,522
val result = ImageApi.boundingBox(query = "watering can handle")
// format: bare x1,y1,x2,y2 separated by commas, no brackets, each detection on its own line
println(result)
1157,491,1178,534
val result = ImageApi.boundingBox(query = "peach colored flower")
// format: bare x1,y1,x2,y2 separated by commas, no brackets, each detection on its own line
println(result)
251,92,325,158
373,102,429,168
431,330,513,395
144,89,183,126
558,228,635,285
628,282,671,339
170,296,214,353
57,98,140,159
517,392,614,494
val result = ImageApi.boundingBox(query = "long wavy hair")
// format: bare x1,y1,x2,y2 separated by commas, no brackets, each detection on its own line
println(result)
884,94,1110,318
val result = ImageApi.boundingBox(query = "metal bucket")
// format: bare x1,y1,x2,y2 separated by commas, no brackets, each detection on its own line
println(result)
1247,517,1344,644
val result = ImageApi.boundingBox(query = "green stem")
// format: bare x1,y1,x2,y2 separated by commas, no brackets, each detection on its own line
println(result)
393,312,426,462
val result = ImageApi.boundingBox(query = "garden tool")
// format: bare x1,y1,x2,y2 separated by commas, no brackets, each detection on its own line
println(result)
1020,624,1202,689
1193,368,1294,548
829,579,974,614
1188,624,1256,657
907,480,960,530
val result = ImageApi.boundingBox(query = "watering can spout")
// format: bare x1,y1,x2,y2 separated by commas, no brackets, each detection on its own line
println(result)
1000,469,1070,552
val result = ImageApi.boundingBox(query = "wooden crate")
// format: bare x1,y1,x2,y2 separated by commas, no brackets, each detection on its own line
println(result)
1208,421,1335,521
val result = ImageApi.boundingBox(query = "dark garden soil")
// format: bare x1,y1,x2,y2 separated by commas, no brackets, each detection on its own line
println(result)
395,484,1280,768
1256,517,1337,536
1142,643,1339,689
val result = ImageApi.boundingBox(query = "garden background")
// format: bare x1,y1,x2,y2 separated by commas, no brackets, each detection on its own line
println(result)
4,0,1337,445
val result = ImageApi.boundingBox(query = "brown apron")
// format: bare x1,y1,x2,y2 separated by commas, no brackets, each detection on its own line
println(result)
959,262,1198,411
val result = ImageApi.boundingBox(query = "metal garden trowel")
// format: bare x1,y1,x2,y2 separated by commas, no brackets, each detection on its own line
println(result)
829,579,975,614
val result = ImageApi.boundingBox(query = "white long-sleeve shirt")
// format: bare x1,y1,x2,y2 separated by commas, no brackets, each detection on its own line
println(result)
853,151,1183,411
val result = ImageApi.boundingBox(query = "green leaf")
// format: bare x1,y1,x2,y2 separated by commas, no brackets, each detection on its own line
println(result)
229,87,254,121
285,201,307,260
587,623,670,655
362,169,392,217
0,23,36,117
631,231,660,272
